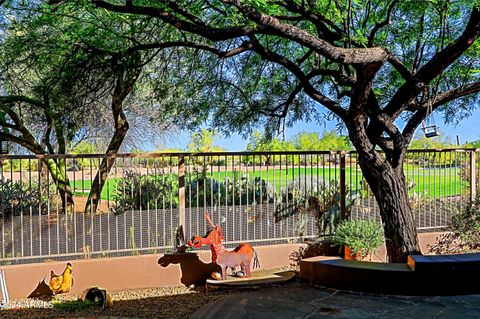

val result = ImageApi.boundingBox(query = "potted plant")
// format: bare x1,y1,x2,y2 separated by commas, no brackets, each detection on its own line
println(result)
332,219,384,261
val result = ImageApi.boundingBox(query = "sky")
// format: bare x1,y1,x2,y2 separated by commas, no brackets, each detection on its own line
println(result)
160,107,480,151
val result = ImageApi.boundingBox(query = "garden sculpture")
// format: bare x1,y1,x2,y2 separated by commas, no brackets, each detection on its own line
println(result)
80,287,113,309
188,212,260,280
49,262,74,295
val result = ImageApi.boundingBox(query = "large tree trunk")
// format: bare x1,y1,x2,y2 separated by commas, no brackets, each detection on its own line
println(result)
356,151,421,263
83,57,139,214
84,98,129,214
344,63,421,263
43,157,74,211
84,123,128,214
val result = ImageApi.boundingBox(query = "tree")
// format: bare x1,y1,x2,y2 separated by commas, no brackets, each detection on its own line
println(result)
1,2,175,212
245,130,295,164
409,133,455,150
68,1,480,262
464,138,480,148
294,130,351,151
188,129,218,152
0,3,142,210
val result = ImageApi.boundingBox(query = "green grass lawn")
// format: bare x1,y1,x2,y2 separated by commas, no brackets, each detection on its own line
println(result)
72,178,119,200
70,165,468,201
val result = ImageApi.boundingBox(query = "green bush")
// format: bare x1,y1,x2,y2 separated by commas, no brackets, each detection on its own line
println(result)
276,177,359,236
331,219,384,258
111,170,275,213
219,172,275,206
0,179,54,217
430,196,480,254
186,172,274,207
111,171,179,214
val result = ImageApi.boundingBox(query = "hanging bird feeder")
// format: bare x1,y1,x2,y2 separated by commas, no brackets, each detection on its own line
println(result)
421,123,440,138
421,97,440,138
0,140,8,155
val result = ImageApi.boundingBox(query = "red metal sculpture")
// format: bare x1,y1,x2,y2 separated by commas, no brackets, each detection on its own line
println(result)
187,212,259,280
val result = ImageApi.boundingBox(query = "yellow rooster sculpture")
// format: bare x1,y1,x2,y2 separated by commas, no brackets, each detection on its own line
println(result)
49,262,74,295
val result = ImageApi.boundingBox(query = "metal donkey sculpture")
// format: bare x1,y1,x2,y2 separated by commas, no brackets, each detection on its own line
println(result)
188,212,260,280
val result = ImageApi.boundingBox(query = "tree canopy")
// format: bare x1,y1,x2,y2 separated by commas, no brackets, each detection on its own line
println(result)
86,0,480,143
0,0,479,262
75,0,480,262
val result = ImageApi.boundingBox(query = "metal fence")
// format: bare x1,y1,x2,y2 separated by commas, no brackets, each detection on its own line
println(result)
0,149,478,264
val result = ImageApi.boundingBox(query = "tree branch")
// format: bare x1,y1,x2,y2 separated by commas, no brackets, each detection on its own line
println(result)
92,0,261,41
228,0,389,64
0,132,45,154
367,0,398,47
262,81,304,118
92,0,389,64
278,0,343,42
248,35,347,120
403,81,480,145
385,7,480,119
409,81,480,112
386,52,416,84
0,96,48,110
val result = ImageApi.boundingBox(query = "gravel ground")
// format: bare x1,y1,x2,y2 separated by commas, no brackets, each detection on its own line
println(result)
1,286,239,319
0,267,294,319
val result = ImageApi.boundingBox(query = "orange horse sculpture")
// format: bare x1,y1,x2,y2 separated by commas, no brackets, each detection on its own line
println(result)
188,212,260,280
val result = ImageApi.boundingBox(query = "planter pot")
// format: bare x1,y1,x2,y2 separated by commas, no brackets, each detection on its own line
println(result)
343,246,372,261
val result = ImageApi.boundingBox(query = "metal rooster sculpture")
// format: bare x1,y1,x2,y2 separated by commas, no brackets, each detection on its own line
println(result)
49,263,74,295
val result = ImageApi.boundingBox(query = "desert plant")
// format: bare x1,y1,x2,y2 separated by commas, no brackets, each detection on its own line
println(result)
187,177,222,207
0,179,55,217
429,196,480,255
331,219,384,259
111,170,275,212
276,177,359,236
111,171,179,215
222,173,275,205
188,171,274,207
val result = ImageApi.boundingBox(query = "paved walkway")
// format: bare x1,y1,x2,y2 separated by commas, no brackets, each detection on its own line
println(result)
191,284,480,319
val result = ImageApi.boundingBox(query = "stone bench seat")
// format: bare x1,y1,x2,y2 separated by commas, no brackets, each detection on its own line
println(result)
301,253,480,295
408,252,480,272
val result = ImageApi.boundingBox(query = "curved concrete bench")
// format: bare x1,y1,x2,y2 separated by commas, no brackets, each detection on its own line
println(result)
300,253,480,295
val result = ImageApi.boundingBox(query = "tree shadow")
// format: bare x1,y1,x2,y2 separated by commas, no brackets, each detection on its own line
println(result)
158,252,220,287
289,239,341,268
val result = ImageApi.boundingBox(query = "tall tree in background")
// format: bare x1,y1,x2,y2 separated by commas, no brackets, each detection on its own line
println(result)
86,0,480,262
0,2,173,211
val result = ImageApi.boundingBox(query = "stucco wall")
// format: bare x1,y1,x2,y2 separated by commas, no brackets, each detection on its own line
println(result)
2,243,305,298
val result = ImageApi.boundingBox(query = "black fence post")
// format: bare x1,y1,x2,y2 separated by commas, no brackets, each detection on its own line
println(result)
340,151,347,222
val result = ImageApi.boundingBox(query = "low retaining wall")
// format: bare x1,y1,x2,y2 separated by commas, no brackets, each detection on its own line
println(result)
371,231,444,262
300,232,455,295
2,243,304,299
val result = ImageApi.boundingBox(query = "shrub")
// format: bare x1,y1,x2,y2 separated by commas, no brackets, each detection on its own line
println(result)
111,170,275,213
276,177,359,236
111,171,179,214
222,173,275,206
0,179,52,217
429,196,480,254
331,219,384,259
188,172,275,207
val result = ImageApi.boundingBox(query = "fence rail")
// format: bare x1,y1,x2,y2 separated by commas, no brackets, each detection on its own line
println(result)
0,149,478,264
